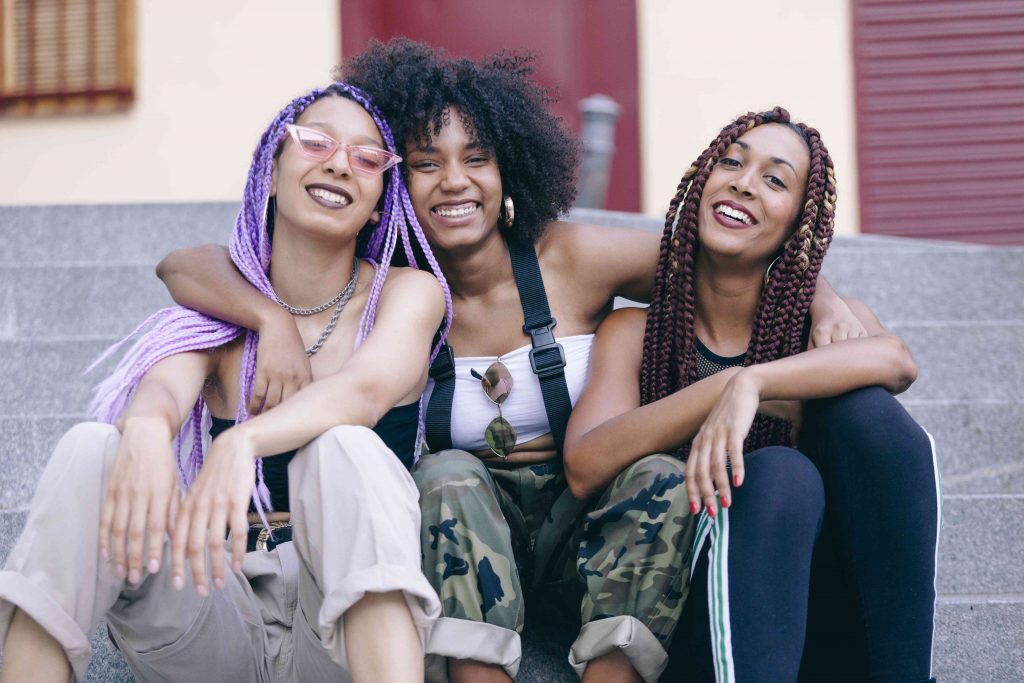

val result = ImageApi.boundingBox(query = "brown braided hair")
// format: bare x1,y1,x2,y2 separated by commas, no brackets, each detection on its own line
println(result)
639,107,837,456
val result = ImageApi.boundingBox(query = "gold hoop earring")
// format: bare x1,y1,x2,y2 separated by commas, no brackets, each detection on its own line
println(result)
502,195,515,228
764,255,781,286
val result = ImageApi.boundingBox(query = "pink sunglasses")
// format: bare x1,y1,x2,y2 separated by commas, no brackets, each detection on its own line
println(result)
285,124,402,175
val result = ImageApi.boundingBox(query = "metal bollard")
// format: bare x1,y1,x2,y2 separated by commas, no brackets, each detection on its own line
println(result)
576,94,621,209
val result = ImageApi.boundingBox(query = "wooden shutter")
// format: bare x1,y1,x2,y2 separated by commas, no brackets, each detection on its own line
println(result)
852,0,1024,244
0,0,134,115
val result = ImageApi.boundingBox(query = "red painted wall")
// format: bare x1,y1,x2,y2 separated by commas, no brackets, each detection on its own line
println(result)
853,0,1024,244
341,0,640,212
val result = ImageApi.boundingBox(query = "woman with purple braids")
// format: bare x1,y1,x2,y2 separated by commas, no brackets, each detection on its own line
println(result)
0,82,448,683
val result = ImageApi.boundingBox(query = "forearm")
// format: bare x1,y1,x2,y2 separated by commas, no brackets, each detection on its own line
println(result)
156,245,283,331
229,371,387,459
565,368,741,498
746,335,916,399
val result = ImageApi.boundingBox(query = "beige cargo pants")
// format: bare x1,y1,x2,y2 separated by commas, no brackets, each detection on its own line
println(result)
0,422,439,683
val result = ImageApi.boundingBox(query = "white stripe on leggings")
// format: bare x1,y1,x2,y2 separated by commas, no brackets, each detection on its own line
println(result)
926,429,942,679
707,503,735,683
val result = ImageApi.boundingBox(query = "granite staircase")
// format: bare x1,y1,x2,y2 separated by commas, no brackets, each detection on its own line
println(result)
0,204,1021,681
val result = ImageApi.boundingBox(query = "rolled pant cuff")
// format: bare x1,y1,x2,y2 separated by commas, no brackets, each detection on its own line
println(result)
0,570,93,683
318,563,442,660
426,616,521,680
569,615,668,683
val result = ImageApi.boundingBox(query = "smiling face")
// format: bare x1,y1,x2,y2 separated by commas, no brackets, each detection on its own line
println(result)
270,94,385,241
403,109,504,254
697,123,810,264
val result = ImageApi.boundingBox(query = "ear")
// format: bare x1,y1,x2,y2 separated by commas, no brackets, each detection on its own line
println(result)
369,209,381,225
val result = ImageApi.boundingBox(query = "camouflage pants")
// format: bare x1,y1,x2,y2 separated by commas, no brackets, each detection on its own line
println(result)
414,450,694,682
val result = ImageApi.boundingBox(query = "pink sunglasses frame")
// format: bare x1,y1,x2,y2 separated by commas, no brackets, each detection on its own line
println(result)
284,123,402,175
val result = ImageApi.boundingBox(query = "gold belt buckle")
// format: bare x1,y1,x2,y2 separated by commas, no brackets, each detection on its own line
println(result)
254,521,292,552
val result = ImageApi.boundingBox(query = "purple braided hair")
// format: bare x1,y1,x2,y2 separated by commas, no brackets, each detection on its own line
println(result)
90,82,452,518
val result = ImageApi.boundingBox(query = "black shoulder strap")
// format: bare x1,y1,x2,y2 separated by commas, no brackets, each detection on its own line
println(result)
507,238,572,454
423,238,573,454
425,343,455,451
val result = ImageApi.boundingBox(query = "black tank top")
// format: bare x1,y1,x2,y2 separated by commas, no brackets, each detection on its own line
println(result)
209,402,419,513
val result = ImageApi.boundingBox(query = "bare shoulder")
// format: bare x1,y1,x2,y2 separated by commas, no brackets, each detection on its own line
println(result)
378,266,445,314
597,305,648,342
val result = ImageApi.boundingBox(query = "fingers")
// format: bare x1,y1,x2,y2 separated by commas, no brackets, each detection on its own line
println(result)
810,326,831,350
108,489,131,579
207,506,228,591
729,432,746,488
710,439,731,508
229,506,248,574
262,382,284,414
98,488,115,563
185,501,211,597
248,376,268,415
170,500,192,592
685,455,701,516
145,488,171,576
125,492,149,584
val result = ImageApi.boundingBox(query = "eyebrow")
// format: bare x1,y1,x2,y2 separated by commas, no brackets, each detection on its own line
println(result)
304,122,383,148
734,140,797,174
411,141,487,154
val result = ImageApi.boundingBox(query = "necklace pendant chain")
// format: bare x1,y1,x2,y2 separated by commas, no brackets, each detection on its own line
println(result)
275,257,361,357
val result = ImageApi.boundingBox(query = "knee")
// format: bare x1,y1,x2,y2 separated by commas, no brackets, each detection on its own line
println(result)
807,387,920,442
740,447,824,525
412,449,490,495
53,422,120,469
593,455,689,524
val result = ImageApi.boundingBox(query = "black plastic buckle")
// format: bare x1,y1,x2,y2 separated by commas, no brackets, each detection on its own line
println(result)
429,345,456,381
525,320,566,378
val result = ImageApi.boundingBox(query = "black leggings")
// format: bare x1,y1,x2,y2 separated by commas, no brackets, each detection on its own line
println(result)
665,387,940,683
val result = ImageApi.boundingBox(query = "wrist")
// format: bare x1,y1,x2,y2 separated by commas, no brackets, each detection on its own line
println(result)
256,301,292,333
734,366,766,398
121,415,174,442
220,421,260,461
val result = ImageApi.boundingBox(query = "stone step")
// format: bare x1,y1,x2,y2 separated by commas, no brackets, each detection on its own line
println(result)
0,203,232,265
3,244,1021,338
3,322,1019,416
904,401,1024,495
0,489,1017,595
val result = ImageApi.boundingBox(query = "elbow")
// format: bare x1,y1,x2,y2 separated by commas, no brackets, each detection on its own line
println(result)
155,248,188,282
881,335,918,394
563,443,597,500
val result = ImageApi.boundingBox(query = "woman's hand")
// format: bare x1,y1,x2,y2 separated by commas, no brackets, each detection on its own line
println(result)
249,314,312,414
170,427,256,596
808,293,869,349
99,417,181,584
686,370,763,516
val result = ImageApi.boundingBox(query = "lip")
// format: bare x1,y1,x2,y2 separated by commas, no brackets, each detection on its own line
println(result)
711,200,759,229
306,183,353,210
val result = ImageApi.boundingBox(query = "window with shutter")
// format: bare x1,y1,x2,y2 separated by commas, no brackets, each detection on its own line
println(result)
853,0,1024,244
0,0,134,116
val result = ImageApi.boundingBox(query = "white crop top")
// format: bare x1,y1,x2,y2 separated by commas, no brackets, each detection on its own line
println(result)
424,333,596,452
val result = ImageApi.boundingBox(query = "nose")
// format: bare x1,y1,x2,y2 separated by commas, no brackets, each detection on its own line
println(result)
730,168,757,198
440,163,471,192
322,145,353,177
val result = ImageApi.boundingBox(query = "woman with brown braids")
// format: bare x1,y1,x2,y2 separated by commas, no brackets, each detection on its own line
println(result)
564,108,940,682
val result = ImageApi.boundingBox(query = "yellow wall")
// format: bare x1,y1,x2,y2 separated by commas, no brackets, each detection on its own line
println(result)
0,0,339,205
637,1,859,234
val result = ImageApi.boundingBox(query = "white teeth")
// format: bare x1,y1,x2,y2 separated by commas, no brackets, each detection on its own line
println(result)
435,203,477,218
715,204,754,225
309,187,349,206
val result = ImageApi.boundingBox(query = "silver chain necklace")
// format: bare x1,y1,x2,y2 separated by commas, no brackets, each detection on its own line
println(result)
277,258,361,357
276,257,360,316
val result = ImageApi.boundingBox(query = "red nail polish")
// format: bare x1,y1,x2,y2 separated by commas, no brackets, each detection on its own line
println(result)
707,505,716,518
733,475,741,487
721,497,730,508
690,502,699,515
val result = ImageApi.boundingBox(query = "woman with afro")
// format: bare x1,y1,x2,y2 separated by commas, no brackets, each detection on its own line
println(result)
564,108,940,682
155,39,868,682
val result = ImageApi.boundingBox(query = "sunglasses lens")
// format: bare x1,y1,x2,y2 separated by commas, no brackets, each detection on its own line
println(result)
484,416,517,458
481,361,513,405
293,129,334,159
349,147,396,174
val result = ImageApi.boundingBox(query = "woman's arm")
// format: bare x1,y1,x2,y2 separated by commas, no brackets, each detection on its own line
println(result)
563,307,743,499
156,245,311,413
171,269,446,593
686,297,916,513
101,350,213,587
808,276,869,347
